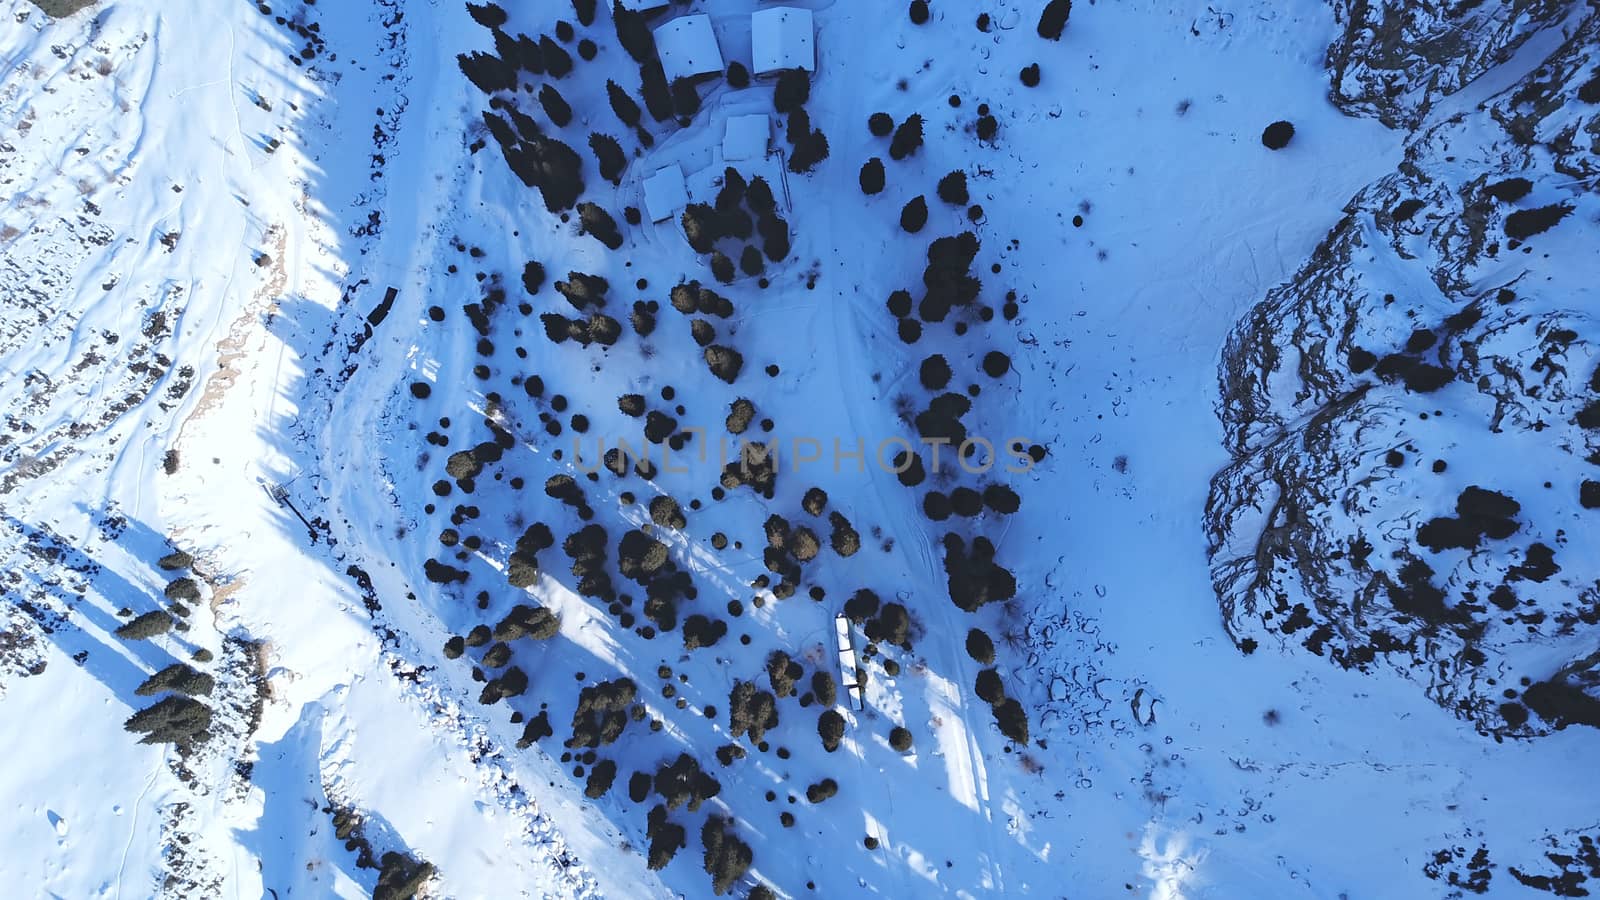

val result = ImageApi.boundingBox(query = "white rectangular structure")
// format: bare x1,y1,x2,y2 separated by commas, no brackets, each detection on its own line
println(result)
617,0,668,10
722,114,770,161
654,14,724,82
751,7,815,75
642,164,688,223
834,614,864,710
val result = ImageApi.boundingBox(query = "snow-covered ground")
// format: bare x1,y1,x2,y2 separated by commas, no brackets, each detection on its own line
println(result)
2,0,1597,897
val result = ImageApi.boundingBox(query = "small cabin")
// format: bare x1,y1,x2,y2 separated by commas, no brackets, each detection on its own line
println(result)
642,164,689,223
751,7,815,76
834,615,865,710
654,14,724,83
722,114,771,161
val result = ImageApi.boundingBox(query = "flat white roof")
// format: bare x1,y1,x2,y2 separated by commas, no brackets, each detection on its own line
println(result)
642,164,688,223
722,114,770,161
616,0,668,9
654,14,724,82
751,7,814,74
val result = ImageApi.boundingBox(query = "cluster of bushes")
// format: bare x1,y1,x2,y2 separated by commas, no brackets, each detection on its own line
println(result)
943,533,1017,611
567,677,637,748
923,483,1021,521
974,668,1030,745
121,548,215,748
720,440,779,499
1416,486,1521,552
775,70,829,173
679,169,791,282
728,681,779,744
701,816,755,895
655,752,722,811
507,522,554,588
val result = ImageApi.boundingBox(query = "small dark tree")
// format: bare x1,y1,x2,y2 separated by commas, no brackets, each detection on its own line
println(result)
900,195,928,233
606,80,643,128
614,7,657,63
124,695,212,746
373,852,435,900
909,0,930,24
458,52,517,94
759,214,790,261
818,708,846,752
859,157,886,194
701,816,754,896
727,61,750,88
585,759,617,798
811,670,837,707
740,245,765,276
136,663,214,697
993,697,1030,744
868,112,894,137
495,604,561,640
1020,63,1041,86
540,84,574,127
466,2,508,29
640,60,674,121
522,260,546,295
671,77,702,118
589,133,627,183
889,726,914,751
890,114,924,160
1261,120,1294,150
571,0,597,25
726,398,756,434
116,610,174,641
975,668,1005,705
966,628,996,664
578,202,625,250
681,203,721,253
646,805,686,870
844,588,880,622
705,345,744,383
710,251,736,283
1037,0,1071,39
937,170,969,205
540,35,573,78
774,69,811,114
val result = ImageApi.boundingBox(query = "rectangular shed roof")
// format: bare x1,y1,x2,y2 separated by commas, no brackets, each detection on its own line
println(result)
654,14,724,82
616,0,668,9
642,164,688,223
722,114,770,161
752,7,814,75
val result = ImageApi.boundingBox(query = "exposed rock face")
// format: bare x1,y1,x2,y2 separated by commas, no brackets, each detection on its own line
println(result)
1210,6,1600,739
1325,0,1576,128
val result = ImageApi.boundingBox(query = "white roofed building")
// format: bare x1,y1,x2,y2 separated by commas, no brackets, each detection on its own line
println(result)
615,0,668,10
654,14,724,82
751,7,814,75
722,114,771,161
642,165,689,223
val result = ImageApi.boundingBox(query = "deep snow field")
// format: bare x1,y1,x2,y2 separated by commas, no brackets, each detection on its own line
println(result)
2,0,1598,897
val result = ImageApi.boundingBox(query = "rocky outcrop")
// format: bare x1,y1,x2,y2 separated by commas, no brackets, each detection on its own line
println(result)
1209,7,1600,738
1325,0,1576,128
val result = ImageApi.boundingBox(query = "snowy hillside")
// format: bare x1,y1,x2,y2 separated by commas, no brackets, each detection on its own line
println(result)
1,0,1597,897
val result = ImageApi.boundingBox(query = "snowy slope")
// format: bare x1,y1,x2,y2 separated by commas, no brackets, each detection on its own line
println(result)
2,0,1598,898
